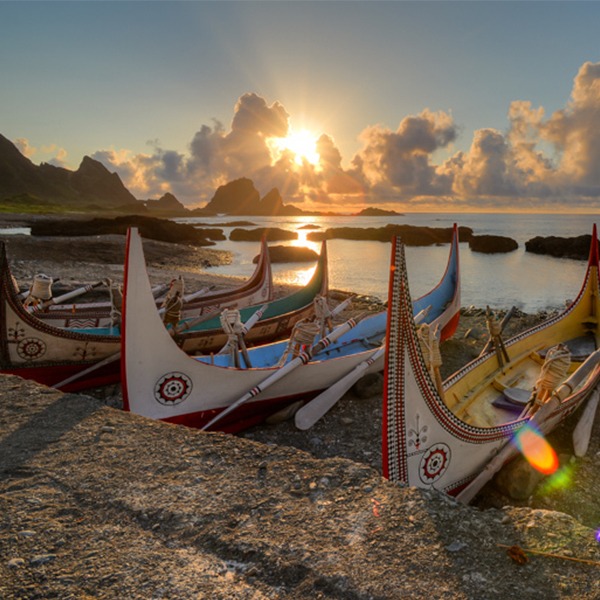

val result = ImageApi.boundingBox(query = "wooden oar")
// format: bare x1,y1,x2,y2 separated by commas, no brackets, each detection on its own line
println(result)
201,313,365,431
53,350,122,390
573,386,600,457
26,280,105,313
293,305,431,430
295,344,385,430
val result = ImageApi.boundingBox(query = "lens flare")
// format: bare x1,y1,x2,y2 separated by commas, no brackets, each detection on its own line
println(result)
513,422,559,475
596,529,600,543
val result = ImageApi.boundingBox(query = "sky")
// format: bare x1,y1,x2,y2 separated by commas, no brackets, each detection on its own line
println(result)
2,1,600,213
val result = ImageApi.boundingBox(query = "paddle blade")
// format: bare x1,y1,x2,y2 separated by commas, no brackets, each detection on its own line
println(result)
573,388,600,457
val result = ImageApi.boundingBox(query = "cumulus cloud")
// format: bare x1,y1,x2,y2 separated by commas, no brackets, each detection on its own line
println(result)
88,63,600,210
353,109,457,198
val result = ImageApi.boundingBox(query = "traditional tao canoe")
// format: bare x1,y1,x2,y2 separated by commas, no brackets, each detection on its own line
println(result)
22,237,273,328
383,226,600,502
0,234,327,391
121,225,462,433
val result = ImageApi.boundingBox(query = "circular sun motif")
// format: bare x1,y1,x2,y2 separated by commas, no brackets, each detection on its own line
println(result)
16,337,47,361
419,443,451,484
154,372,192,406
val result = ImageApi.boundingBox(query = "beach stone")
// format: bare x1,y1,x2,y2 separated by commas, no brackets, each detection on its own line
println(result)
7,558,26,568
352,372,383,398
253,245,318,263
525,234,596,260
468,234,518,253
494,457,546,500
230,227,297,242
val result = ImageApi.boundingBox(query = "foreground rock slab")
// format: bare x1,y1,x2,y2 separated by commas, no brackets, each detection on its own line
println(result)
1,376,600,599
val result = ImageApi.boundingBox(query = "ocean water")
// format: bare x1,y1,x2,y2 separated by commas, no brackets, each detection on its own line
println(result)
179,212,598,313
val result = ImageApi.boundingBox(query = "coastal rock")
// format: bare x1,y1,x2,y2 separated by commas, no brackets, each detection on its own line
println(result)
1,376,600,599
308,224,473,245
29,215,224,246
0,134,140,210
525,234,596,260
354,207,403,217
143,192,188,216
468,234,518,254
253,245,319,263
230,227,297,242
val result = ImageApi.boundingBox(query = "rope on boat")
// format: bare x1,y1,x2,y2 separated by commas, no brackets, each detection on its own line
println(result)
276,320,320,367
219,308,252,368
313,294,335,337
533,343,571,409
486,306,510,367
418,323,445,398
23,273,53,307
105,278,123,326
161,277,184,335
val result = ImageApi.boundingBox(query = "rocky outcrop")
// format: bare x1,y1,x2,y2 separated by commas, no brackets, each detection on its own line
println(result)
0,134,140,209
354,207,403,217
144,192,188,216
468,234,518,254
253,245,319,263
230,227,297,242
203,179,305,216
29,215,224,246
525,234,596,260
1,376,599,599
308,224,473,245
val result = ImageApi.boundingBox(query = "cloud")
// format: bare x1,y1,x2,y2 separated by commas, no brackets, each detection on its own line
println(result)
352,109,457,198
88,64,600,211
14,138,35,158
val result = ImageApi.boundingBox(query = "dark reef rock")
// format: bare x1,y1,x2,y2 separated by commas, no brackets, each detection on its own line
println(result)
354,207,403,217
29,215,224,246
468,234,518,254
253,245,319,263
308,224,473,245
525,234,597,260
230,227,297,242
144,192,188,215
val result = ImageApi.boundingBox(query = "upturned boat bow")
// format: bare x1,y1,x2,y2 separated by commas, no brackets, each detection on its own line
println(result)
383,226,600,502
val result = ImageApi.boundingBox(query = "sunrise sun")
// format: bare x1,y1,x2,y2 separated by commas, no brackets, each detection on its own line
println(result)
271,129,320,167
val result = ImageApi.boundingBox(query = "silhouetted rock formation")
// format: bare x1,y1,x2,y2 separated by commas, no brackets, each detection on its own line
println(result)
354,207,403,217
230,227,297,242
253,245,319,263
144,193,188,216
0,134,140,209
307,224,473,245
29,215,223,246
203,178,304,216
525,234,597,260
468,234,518,254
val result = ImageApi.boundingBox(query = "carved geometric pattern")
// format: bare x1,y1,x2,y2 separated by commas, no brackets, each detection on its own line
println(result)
16,337,47,361
154,372,192,406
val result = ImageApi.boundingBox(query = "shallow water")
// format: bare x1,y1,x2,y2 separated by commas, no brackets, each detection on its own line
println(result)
176,213,598,313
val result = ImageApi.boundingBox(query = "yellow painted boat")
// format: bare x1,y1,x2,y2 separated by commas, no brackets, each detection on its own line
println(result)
383,225,600,502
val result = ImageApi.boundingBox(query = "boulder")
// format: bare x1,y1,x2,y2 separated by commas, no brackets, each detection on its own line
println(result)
253,245,319,263
468,234,518,254
308,225,473,245
525,234,596,260
230,227,297,242
29,215,224,246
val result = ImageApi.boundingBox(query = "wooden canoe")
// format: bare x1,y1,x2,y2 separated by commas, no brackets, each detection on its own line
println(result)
0,235,326,391
24,237,273,328
383,226,600,501
121,225,461,433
